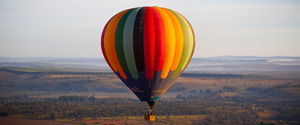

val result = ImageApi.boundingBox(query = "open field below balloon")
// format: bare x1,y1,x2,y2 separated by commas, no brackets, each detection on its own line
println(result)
0,113,285,125
1,66,300,99
72,115,208,125
0,67,299,124
0,117,76,125
1,66,299,99
0,115,207,125
0,57,299,124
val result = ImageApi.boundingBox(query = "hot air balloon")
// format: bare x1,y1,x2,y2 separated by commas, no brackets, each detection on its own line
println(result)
101,6,195,121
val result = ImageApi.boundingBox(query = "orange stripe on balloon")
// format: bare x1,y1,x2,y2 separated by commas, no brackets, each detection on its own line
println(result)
101,17,115,76
161,8,184,71
155,7,176,79
104,10,128,79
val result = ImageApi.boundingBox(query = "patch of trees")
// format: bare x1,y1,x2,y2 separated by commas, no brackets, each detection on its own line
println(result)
223,86,238,92
183,87,239,96
1,95,299,124
274,105,300,121
247,87,264,91
205,89,213,94
0,68,114,75
226,96,257,103
264,84,300,92
204,110,258,125
176,94,258,103
259,84,300,98
168,86,186,92
58,96,95,103
0,97,147,120
0,111,9,116
181,73,243,78
95,87,128,93
0,70,129,93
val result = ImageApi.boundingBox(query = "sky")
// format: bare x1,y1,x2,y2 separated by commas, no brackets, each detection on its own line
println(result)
0,0,300,58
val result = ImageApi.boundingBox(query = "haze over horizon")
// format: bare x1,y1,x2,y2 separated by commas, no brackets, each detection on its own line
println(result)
1,0,300,58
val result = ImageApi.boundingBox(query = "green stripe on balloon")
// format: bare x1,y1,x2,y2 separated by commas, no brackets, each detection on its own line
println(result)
115,9,133,72
123,8,141,79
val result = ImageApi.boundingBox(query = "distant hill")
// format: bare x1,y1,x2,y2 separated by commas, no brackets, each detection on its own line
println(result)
1,56,300,78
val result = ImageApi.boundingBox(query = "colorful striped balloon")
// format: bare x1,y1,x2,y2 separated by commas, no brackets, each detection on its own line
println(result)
101,6,195,109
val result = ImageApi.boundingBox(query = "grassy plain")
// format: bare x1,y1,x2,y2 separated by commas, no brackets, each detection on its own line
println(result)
50,115,208,125
72,115,208,125
0,67,300,124
0,117,76,125
1,67,298,98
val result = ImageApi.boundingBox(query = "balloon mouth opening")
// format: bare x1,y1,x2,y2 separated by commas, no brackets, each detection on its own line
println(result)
147,101,156,109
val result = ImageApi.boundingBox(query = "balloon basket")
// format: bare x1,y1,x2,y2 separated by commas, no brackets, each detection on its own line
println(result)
144,110,155,121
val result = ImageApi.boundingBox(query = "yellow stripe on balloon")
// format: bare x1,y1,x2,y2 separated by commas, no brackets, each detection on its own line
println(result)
104,10,128,79
161,8,184,71
175,13,194,70
155,7,176,79
181,16,195,71
168,9,195,78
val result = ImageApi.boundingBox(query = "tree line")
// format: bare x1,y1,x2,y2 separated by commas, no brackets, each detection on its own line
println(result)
0,95,299,124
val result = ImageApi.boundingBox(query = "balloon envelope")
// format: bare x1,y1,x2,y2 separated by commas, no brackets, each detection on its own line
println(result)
101,6,195,109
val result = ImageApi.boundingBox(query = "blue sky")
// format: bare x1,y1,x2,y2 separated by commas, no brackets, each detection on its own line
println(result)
0,0,300,57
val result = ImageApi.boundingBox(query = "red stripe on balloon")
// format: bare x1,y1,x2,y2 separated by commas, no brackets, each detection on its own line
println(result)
144,7,155,79
152,7,165,71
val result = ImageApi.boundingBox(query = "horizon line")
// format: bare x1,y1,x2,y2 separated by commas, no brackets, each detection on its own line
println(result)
1,55,300,59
